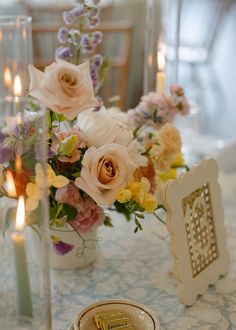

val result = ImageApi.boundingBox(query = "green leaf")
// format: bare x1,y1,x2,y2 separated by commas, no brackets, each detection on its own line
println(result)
62,203,78,223
103,215,113,227
135,213,144,219
52,112,66,123
22,149,36,170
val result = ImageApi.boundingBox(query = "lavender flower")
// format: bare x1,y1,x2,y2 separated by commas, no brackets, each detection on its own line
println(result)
55,46,72,61
0,132,5,143
69,29,81,46
88,17,99,28
88,6,100,18
72,5,85,17
0,145,13,163
93,54,103,67
14,120,32,137
58,27,69,43
92,31,103,44
63,11,75,25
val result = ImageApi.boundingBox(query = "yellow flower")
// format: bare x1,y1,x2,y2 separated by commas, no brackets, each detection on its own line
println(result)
35,163,69,188
140,177,150,193
0,164,3,188
158,168,177,182
128,181,141,195
158,123,182,153
128,177,152,205
26,163,69,212
142,193,158,212
172,153,184,167
26,182,41,211
116,189,132,203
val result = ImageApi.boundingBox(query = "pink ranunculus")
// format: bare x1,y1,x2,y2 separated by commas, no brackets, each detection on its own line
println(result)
71,196,104,233
29,60,100,120
51,127,87,162
55,181,82,208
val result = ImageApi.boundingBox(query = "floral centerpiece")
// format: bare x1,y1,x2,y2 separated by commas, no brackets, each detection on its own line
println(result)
0,0,190,268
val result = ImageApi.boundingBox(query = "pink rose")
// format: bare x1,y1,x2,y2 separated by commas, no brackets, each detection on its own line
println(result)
29,60,100,120
55,182,82,208
51,127,87,163
71,196,104,233
75,144,137,206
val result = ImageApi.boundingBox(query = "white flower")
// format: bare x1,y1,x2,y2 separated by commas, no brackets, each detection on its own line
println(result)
107,106,129,126
29,60,99,120
75,143,136,206
76,107,133,147
76,107,147,167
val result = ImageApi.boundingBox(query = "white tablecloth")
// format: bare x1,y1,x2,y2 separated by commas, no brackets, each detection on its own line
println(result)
51,202,236,330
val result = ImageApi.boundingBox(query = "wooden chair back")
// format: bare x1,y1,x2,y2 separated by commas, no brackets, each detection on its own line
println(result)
25,2,133,110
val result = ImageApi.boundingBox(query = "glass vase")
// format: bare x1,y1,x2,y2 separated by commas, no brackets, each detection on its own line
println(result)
0,16,33,98
0,97,51,330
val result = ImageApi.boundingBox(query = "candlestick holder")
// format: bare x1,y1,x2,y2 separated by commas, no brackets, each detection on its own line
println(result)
0,16,33,97
143,0,182,94
0,97,51,330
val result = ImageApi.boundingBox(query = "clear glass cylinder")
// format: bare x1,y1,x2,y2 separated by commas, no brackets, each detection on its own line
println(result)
0,97,51,330
143,0,181,94
0,16,33,97
143,0,160,94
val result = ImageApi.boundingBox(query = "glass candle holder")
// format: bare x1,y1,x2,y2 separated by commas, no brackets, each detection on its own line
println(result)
0,16,33,98
143,0,160,94
143,0,183,94
0,97,51,330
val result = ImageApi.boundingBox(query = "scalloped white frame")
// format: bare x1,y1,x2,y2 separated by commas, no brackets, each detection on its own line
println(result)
163,159,229,306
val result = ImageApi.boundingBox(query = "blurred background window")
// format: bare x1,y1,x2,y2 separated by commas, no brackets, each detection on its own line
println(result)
0,0,236,141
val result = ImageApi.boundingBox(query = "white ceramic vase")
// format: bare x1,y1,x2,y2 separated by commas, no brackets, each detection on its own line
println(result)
49,225,98,269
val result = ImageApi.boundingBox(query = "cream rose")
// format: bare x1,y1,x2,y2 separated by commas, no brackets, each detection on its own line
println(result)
76,107,147,167
76,107,133,147
29,60,99,120
75,144,137,206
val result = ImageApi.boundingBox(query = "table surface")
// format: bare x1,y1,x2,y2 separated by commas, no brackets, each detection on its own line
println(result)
51,199,236,330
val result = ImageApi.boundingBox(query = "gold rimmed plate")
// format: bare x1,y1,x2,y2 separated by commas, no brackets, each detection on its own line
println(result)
69,299,160,330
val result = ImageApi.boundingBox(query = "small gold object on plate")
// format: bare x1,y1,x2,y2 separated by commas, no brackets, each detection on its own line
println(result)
94,310,133,329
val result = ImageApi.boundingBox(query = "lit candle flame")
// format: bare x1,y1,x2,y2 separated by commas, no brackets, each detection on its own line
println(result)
157,51,165,72
16,195,25,231
15,156,22,172
14,75,22,97
4,67,12,89
6,170,17,197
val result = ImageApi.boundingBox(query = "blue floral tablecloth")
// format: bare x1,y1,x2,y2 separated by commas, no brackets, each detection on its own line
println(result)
51,203,236,330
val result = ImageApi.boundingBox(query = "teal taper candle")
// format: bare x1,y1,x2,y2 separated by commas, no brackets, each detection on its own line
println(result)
12,232,33,318
11,195,32,318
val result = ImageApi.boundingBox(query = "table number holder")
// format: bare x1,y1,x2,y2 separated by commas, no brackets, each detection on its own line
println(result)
163,158,229,306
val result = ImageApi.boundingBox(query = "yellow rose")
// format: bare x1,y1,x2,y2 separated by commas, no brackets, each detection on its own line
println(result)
142,193,158,212
158,123,182,153
116,189,132,203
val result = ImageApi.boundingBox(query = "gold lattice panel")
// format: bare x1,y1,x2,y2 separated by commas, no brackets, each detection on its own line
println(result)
182,183,219,278
163,159,229,306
